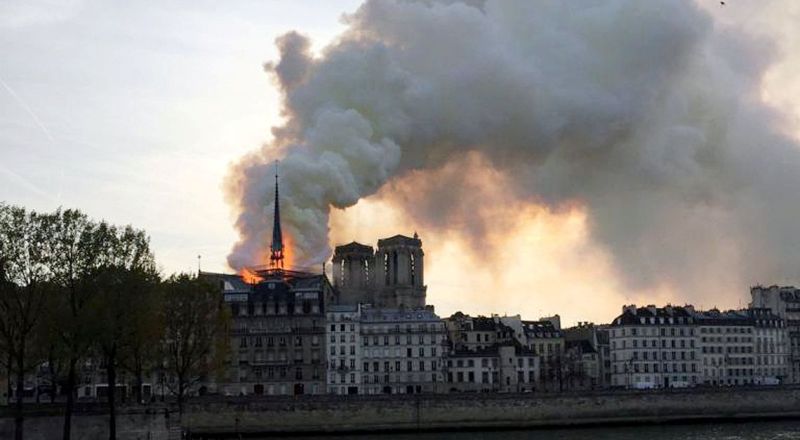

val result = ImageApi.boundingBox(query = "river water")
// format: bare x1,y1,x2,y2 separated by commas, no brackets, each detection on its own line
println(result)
279,420,800,440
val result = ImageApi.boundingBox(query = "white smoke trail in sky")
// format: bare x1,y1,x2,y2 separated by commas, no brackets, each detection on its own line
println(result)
0,74,55,143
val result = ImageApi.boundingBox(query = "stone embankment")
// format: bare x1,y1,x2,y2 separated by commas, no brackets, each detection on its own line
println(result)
3,387,800,439
185,387,800,436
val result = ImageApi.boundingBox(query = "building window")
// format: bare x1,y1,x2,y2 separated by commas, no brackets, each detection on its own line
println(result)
410,253,416,285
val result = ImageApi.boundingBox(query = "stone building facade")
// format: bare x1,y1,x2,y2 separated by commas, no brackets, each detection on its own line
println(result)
332,234,426,309
325,304,447,395
750,285,800,383
563,322,608,390
610,303,789,389
563,340,599,390
695,309,758,386
443,313,538,393
326,304,363,395
207,269,336,396
445,313,517,351
520,319,564,391
445,344,538,393
609,305,700,389
748,308,789,384
360,307,447,394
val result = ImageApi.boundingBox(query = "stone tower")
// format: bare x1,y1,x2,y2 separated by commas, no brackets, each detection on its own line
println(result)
331,242,375,305
375,233,426,309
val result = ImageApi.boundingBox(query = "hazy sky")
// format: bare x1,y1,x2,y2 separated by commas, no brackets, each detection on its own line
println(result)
2,1,800,325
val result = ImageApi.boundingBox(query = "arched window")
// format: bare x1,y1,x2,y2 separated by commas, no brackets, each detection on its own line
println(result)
392,251,399,285
410,253,416,286
384,253,390,285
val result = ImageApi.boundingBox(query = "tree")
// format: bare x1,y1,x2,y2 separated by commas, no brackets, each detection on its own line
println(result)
43,210,125,440
160,274,230,415
119,274,163,405
78,224,157,440
0,204,51,440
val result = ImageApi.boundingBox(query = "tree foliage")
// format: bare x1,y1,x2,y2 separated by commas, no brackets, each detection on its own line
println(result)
0,204,52,440
160,274,230,414
0,204,186,440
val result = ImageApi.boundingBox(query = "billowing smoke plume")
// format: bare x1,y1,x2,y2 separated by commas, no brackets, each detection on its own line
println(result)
227,0,800,291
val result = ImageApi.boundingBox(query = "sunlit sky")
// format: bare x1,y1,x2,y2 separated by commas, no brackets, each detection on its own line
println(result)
2,1,799,325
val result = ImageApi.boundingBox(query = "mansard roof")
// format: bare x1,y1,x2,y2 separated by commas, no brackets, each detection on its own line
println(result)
361,307,441,323
472,316,498,331
200,271,252,294
566,339,597,354
202,270,330,304
611,305,696,326
693,309,754,326
522,320,561,337
449,341,536,358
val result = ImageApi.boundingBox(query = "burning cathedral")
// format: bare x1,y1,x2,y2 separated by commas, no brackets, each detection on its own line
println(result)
203,166,433,396
234,165,428,311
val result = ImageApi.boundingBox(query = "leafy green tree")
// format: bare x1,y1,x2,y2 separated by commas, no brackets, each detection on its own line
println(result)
160,274,230,414
0,204,51,440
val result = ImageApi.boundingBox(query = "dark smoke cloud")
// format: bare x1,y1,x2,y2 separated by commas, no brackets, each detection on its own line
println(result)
227,0,800,292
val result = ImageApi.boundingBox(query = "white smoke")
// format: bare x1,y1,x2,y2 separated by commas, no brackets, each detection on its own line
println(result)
227,0,800,291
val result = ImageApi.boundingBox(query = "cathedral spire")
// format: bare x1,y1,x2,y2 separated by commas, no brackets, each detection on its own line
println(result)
270,161,284,269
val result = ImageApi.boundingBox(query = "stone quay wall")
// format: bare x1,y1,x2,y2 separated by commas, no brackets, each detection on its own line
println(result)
184,387,800,436
0,404,176,440
3,387,800,438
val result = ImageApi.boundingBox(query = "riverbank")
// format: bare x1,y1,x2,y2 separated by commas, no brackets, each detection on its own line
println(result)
183,387,800,437
3,387,800,439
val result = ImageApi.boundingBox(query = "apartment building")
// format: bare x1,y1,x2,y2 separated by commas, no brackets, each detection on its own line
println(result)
751,285,800,383
609,305,700,389
208,269,335,396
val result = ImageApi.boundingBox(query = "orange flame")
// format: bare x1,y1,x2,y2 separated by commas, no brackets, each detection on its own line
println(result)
237,233,296,283
282,234,295,269
239,267,264,284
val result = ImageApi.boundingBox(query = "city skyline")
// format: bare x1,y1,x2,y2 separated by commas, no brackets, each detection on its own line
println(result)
3,1,800,326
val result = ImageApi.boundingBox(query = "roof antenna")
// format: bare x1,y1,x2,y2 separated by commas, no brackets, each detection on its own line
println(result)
197,254,202,275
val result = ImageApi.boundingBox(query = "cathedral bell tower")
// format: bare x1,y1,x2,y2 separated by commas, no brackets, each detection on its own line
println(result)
331,242,375,305
375,232,426,309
